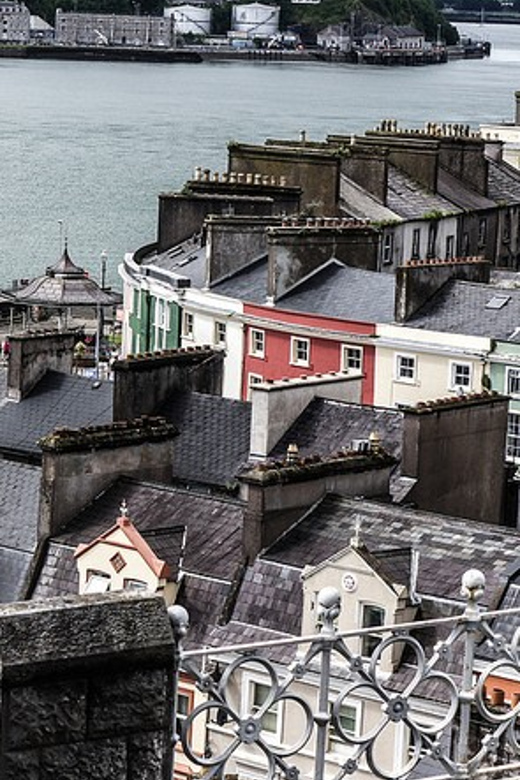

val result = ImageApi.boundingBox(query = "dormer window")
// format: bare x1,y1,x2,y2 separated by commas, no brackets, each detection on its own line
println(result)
85,570,111,594
124,578,148,591
361,604,385,657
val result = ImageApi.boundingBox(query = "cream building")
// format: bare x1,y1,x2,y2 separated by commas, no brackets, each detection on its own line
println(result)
374,323,488,408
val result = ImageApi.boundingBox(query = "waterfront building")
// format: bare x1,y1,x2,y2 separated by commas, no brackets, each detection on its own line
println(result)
0,0,29,44
55,9,175,48
480,90,520,171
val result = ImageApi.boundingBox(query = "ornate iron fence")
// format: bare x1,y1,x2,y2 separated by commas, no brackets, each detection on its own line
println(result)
170,569,520,780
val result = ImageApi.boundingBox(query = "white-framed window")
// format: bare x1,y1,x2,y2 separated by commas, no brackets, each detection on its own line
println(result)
154,298,170,330
290,336,310,367
411,228,421,259
176,687,194,742
427,222,437,258
328,699,361,756
506,367,520,397
123,578,148,591
506,413,520,462
214,321,227,346
395,353,417,383
361,604,385,657
249,328,265,358
85,570,111,594
449,361,472,391
247,373,263,400
133,288,141,319
182,311,194,338
445,235,455,260
243,679,282,743
382,233,393,265
342,345,363,373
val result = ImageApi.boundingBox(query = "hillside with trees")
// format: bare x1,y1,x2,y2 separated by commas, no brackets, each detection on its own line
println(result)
28,0,458,44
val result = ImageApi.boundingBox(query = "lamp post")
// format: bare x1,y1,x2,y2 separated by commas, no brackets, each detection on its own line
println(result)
96,251,108,379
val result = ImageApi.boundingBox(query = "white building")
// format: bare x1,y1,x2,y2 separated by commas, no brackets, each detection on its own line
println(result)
0,1,30,43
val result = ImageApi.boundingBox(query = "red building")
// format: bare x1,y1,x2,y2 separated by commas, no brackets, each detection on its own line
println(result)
242,303,376,404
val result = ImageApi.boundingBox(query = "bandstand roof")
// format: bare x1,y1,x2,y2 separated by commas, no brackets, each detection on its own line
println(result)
9,246,120,308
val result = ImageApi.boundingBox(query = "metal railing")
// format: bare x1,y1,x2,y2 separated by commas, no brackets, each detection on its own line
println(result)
170,569,520,780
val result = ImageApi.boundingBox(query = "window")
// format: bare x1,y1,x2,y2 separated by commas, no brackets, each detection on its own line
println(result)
328,700,360,755
395,353,416,383
342,345,363,373
507,367,520,397
154,298,169,330
249,328,265,358
133,288,141,319
450,361,472,391
176,690,191,739
427,222,437,258
250,681,279,735
361,604,385,657
445,234,455,260
247,373,263,400
478,217,487,246
214,321,227,346
290,336,310,367
462,232,470,257
123,578,148,591
110,552,126,573
382,233,393,265
85,570,111,594
182,311,194,339
506,413,520,462
411,228,421,259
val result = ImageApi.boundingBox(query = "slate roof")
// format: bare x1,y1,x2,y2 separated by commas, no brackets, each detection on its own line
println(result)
264,494,520,607
0,459,42,602
437,167,496,211
387,165,459,220
31,478,245,599
270,398,403,461
276,260,395,323
211,256,268,303
160,391,251,488
176,574,233,650
407,279,520,339
0,369,113,457
142,236,206,288
339,174,400,222
487,157,520,204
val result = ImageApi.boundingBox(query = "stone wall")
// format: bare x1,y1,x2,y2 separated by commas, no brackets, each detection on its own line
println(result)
267,219,379,299
8,331,76,402
205,214,281,286
402,393,509,525
394,257,490,322
0,592,175,780
39,417,177,536
228,142,341,216
113,346,224,421
157,192,275,251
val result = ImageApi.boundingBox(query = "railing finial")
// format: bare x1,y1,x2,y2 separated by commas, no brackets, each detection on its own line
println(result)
168,604,190,642
461,568,486,606
317,587,341,635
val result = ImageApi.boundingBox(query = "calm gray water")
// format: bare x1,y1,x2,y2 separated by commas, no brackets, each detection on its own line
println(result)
1,21,520,288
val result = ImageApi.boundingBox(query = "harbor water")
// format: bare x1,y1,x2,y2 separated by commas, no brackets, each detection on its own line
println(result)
0,21,519,288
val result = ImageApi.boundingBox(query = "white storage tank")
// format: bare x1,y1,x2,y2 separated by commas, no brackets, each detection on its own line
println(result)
164,4,211,36
231,3,280,39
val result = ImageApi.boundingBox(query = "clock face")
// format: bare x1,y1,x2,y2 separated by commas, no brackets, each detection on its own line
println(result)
342,572,358,593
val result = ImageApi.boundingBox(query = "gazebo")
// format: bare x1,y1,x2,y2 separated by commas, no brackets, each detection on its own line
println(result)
6,244,121,332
